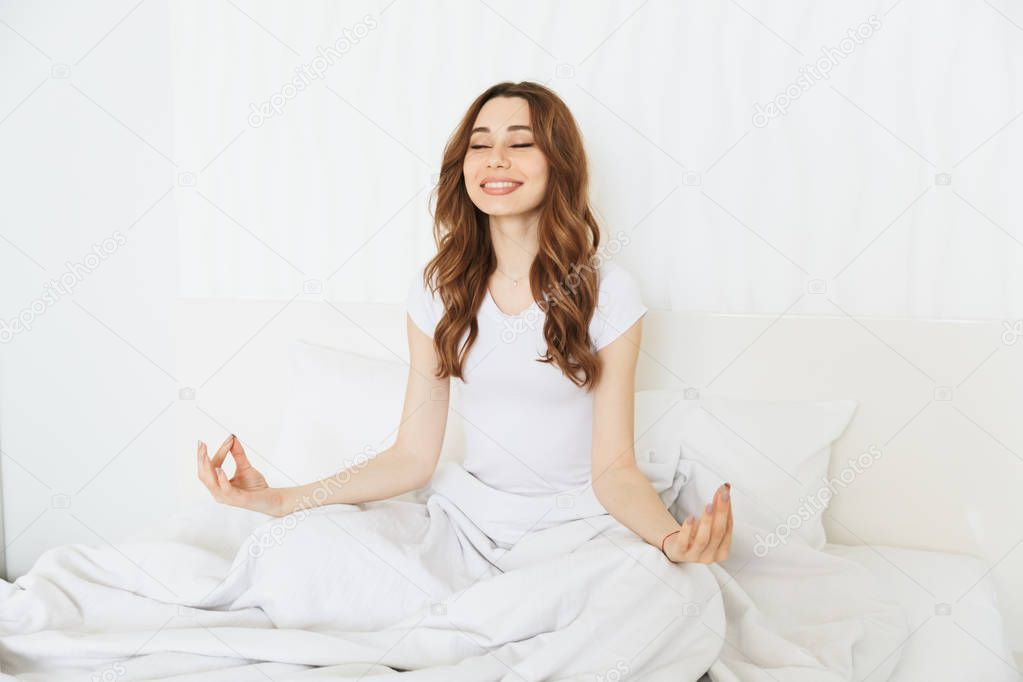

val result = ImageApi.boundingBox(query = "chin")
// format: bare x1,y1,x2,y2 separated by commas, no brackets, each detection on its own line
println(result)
481,204,531,217
473,195,543,218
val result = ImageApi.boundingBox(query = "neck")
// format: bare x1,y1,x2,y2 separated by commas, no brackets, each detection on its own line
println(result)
488,212,539,279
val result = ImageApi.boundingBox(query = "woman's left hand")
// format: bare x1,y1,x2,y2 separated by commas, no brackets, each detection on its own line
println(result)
663,483,732,564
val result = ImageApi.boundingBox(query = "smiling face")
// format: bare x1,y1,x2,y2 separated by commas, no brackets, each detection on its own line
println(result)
463,96,549,218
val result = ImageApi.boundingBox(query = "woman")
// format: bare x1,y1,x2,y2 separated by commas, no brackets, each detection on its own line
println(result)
197,81,732,569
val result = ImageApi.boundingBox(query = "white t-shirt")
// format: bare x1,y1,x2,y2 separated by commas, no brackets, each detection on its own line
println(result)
405,260,648,495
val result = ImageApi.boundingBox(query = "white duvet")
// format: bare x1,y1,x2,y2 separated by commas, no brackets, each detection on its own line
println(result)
0,447,907,681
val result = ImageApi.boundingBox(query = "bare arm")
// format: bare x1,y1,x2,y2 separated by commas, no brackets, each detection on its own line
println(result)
272,315,450,513
198,314,450,516
590,316,732,564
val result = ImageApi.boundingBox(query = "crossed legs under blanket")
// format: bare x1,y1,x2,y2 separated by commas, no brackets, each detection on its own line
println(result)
0,455,907,681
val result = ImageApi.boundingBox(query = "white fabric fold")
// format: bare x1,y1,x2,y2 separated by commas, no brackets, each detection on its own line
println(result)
0,445,906,681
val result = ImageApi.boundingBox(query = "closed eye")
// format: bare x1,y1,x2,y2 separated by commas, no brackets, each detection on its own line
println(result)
469,144,534,149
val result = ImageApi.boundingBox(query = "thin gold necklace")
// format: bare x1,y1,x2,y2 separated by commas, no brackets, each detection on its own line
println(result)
495,266,528,287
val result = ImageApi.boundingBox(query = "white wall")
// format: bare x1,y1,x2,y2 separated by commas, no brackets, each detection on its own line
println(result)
165,0,1023,319
0,0,179,577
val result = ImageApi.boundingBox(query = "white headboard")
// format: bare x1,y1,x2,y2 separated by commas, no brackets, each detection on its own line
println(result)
177,298,1023,650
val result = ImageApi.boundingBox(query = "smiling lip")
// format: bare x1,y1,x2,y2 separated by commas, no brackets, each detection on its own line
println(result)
480,177,523,196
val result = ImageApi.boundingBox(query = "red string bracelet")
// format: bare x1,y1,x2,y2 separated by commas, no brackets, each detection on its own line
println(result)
660,528,682,554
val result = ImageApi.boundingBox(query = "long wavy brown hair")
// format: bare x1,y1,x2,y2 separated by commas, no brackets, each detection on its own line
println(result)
419,81,607,390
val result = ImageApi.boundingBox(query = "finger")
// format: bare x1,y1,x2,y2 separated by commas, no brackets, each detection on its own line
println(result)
716,482,732,556
199,443,231,498
197,441,212,483
724,484,733,533
717,518,733,561
673,516,696,554
210,434,234,469
229,436,253,469
682,515,698,550
197,443,220,497
215,466,231,493
214,466,241,505
698,496,725,562
710,486,729,544
686,507,714,562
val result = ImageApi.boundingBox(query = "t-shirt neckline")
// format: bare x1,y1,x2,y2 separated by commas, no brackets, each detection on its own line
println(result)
485,286,541,318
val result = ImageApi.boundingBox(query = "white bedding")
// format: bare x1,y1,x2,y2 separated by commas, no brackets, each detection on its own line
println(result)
822,543,1021,681
0,449,909,681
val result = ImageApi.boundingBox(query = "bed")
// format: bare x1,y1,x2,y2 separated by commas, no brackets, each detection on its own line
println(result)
824,543,1019,680
188,299,1022,678
0,297,1017,679
688,542,1019,681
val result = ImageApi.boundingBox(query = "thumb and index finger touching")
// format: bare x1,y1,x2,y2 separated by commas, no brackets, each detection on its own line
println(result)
203,433,252,471
208,434,232,468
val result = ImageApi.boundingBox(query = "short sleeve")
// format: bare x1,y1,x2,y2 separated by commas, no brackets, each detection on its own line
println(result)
590,262,648,351
406,266,443,337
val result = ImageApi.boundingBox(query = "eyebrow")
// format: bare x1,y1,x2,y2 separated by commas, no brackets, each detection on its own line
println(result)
470,125,532,134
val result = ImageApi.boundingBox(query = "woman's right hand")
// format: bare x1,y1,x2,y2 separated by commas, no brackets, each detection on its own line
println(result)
197,434,284,516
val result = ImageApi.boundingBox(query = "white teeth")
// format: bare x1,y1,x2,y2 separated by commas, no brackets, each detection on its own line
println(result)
483,181,519,189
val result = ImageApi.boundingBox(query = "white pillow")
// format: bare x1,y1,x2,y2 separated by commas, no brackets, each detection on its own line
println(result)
272,340,465,500
635,390,858,550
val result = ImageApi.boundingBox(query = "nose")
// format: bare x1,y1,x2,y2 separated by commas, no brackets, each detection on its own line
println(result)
487,147,509,169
